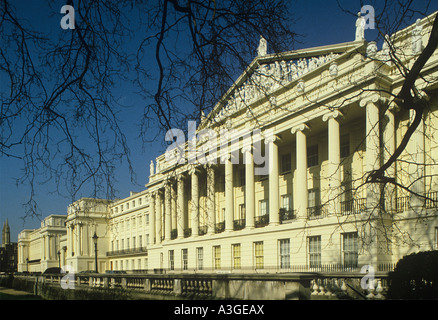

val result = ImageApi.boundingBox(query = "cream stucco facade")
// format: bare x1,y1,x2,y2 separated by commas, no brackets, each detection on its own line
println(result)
18,13,438,274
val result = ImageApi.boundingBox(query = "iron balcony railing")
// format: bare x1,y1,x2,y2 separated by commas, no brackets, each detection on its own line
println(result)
215,221,225,233
340,198,367,215
233,219,246,231
254,214,269,228
106,246,148,257
279,208,297,222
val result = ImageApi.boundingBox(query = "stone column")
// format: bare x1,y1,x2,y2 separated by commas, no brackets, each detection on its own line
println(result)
224,154,234,231
165,183,172,241
177,175,185,239
191,168,199,237
207,164,216,234
155,191,162,244
171,181,177,236
408,106,426,206
323,111,342,214
383,105,397,211
359,94,382,210
149,192,156,244
292,124,310,219
243,145,255,229
67,225,71,256
267,135,281,225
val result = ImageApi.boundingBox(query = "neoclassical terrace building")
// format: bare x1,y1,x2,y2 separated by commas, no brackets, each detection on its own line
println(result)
18,12,438,274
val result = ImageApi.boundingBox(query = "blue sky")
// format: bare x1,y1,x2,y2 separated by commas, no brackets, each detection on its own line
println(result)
1,0,436,241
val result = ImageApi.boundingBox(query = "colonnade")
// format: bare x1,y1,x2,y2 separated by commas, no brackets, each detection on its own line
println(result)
148,95,391,245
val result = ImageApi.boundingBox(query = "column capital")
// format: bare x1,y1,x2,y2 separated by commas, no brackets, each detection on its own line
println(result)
387,102,400,113
264,134,282,145
220,153,231,163
241,144,253,154
291,123,310,135
189,165,201,175
322,110,343,122
359,93,388,107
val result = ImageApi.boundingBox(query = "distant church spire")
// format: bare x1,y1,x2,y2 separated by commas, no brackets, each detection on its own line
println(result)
2,219,10,246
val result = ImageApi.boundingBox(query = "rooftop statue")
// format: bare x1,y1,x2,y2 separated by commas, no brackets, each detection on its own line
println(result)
150,160,154,176
412,19,423,55
355,12,365,41
257,35,267,57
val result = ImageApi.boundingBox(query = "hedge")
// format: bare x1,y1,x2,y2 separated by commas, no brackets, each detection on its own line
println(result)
387,250,438,299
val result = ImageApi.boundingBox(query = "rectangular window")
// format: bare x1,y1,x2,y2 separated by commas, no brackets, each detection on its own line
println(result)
343,232,358,268
308,188,321,216
260,199,269,216
340,134,350,158
139,235,142,248
307,144,319,167
182,249,188,271
218,175,225,192
197,247,204,270
239,168,245,187
213,246,221,270
281,153,291,174
239,204,246,220
232,244,241,269
254,241,264,269
279,239,291,269
281,194,292,212
308,236,321,268
169,250,174,271
221,208,225,223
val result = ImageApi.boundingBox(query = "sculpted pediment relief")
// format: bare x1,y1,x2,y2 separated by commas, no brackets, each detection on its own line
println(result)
205,45,352,128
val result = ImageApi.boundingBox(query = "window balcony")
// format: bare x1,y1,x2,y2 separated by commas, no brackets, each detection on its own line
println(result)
106,246,148,257
233,219,246,231
307,205,326,220
425,191,438,209
279,208,296,223
183,228,192,238
215,222,225,233
199,225,208,236
341,198,367,215
255,214,269,228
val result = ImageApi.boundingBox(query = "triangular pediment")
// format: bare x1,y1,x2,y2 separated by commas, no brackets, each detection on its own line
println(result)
199,40,365,130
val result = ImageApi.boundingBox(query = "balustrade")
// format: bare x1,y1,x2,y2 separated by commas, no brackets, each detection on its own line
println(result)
181,279,213,296
151,278,174,292
310,276,389,300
